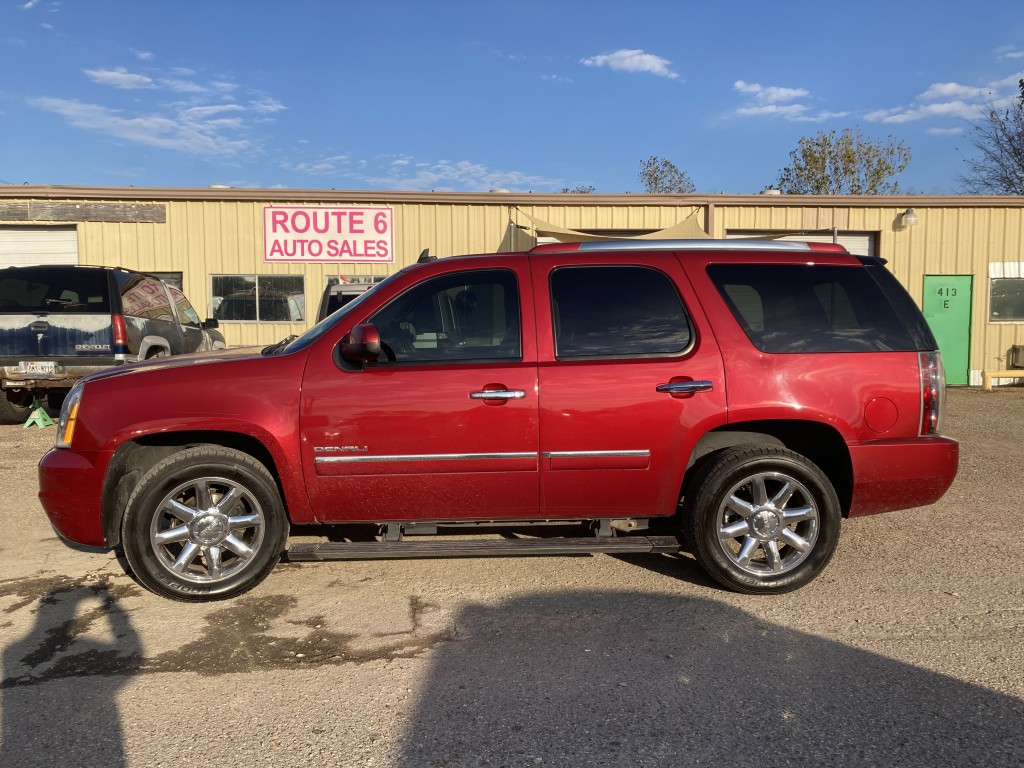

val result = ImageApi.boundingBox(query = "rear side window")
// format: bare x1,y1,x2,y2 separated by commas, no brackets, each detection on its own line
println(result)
0,267,111,312
550,266,691,359
119,275,175,322
708,263,915,353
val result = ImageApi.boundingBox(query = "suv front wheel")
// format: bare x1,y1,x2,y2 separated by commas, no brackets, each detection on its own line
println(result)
683,446,841,594
121,446,288,601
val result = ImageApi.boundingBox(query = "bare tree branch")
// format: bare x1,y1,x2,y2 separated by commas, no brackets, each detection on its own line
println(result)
958,79,1024,195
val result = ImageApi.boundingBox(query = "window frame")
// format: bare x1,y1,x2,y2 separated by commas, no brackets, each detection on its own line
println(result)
211,274,307,323
366,268,522,366
708,262,916,354
548,264,694,361
989,277,1024,323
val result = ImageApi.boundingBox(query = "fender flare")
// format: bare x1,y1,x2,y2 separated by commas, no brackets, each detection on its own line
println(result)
138,335,171,360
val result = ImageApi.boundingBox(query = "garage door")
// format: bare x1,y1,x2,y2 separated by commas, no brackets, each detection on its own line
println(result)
0,226,78,267
726,230,875,257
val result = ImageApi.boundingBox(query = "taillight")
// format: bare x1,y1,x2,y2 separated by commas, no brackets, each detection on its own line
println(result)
112,314,128,354
919,351,946,435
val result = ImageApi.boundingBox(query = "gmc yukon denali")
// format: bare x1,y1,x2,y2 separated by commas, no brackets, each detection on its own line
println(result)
38,240,959,601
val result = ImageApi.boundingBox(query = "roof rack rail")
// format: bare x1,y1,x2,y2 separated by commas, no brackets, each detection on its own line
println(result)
528,239,848,254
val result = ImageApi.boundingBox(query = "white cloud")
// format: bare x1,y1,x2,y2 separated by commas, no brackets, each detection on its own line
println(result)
926,126,964,136
731,80,842,122
284,155,352,176
180,104,246,120
990,72,1024,89
919,82,990,101
85,67,155,89
542,74,573,84
158,78,208,94
997,45,1024,60
250,96,285,114
865,101,981,123
864,73,1023,125
20,0,40,9
580,49,679,79
133,49,154,61
30,92,283,157
733,80,809,103
736,103,808,118
365,157,562,192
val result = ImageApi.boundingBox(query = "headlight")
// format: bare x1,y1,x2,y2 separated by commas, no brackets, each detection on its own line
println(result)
55,382,84,449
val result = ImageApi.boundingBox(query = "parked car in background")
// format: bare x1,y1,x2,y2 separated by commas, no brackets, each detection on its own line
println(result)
316,280,376,322
0,265,224,422
215,290,306,323
38,239,958,601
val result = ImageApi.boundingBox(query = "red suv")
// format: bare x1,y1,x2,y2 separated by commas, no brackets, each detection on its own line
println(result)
38,240,959,600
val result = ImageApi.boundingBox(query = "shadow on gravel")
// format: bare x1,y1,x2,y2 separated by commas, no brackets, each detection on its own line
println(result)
0,579,141,767
395,591,1024,768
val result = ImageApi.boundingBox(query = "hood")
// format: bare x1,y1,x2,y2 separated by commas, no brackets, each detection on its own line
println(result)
80,345,267,384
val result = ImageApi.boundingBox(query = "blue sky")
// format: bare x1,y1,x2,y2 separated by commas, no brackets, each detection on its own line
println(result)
2,0,1023,195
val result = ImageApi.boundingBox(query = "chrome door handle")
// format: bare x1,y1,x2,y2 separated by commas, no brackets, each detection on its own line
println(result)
656,380,713,395
469,389,526,400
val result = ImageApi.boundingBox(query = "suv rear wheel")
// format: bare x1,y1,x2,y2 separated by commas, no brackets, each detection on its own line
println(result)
121,446,288,601
683,446,840,594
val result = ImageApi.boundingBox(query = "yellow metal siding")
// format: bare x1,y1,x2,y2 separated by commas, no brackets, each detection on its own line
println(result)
4,190,1023,373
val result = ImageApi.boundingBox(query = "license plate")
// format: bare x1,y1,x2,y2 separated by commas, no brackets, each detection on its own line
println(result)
23,361,57,374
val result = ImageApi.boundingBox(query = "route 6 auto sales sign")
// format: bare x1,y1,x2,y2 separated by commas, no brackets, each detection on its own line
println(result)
263,205,394,263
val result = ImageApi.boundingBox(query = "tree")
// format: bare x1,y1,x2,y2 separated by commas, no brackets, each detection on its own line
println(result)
638,156,695,193
775,128,910,195
561,184,596,193
959,79,1024,195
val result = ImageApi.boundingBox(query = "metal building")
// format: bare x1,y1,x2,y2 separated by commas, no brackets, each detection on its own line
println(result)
1,185,1021,385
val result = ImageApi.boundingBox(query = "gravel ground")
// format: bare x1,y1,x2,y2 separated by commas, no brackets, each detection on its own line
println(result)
0,387,1021,767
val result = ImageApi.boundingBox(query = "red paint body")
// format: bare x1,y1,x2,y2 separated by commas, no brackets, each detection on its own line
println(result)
38,246,959,549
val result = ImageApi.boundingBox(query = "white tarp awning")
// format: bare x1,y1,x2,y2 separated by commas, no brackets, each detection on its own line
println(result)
516,208,709,242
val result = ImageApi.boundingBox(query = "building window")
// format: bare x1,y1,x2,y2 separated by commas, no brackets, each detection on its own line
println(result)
990,278,1024,322
212,275,305,322
152,271,183,291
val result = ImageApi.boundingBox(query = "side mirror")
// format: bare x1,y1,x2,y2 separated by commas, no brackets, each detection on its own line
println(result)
202,318,220,330
341,322,382,364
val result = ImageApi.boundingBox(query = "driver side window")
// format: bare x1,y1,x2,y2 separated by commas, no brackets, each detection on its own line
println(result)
369,269,520,363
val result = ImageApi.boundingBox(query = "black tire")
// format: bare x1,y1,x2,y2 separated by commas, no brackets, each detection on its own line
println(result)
121,446,288,601
0,395,31,425
682,446,840,594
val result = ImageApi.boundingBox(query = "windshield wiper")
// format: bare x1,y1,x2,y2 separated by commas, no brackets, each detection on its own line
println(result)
262,335,298,356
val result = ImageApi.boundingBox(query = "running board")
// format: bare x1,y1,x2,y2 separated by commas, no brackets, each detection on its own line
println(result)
286,535,681,562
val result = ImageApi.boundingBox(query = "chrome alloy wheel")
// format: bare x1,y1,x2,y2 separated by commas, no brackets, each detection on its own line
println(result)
715,471,820,576
149,476,266,584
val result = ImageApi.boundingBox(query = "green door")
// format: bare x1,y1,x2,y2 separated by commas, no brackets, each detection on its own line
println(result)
922,275,972,386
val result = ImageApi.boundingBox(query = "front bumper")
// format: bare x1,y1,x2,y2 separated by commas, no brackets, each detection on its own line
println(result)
38,447,109,547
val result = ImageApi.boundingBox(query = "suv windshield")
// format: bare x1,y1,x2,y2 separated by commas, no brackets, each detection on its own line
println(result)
0,267,111,313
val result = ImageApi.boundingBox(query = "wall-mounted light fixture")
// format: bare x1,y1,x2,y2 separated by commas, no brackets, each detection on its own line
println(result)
903,207,919,227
